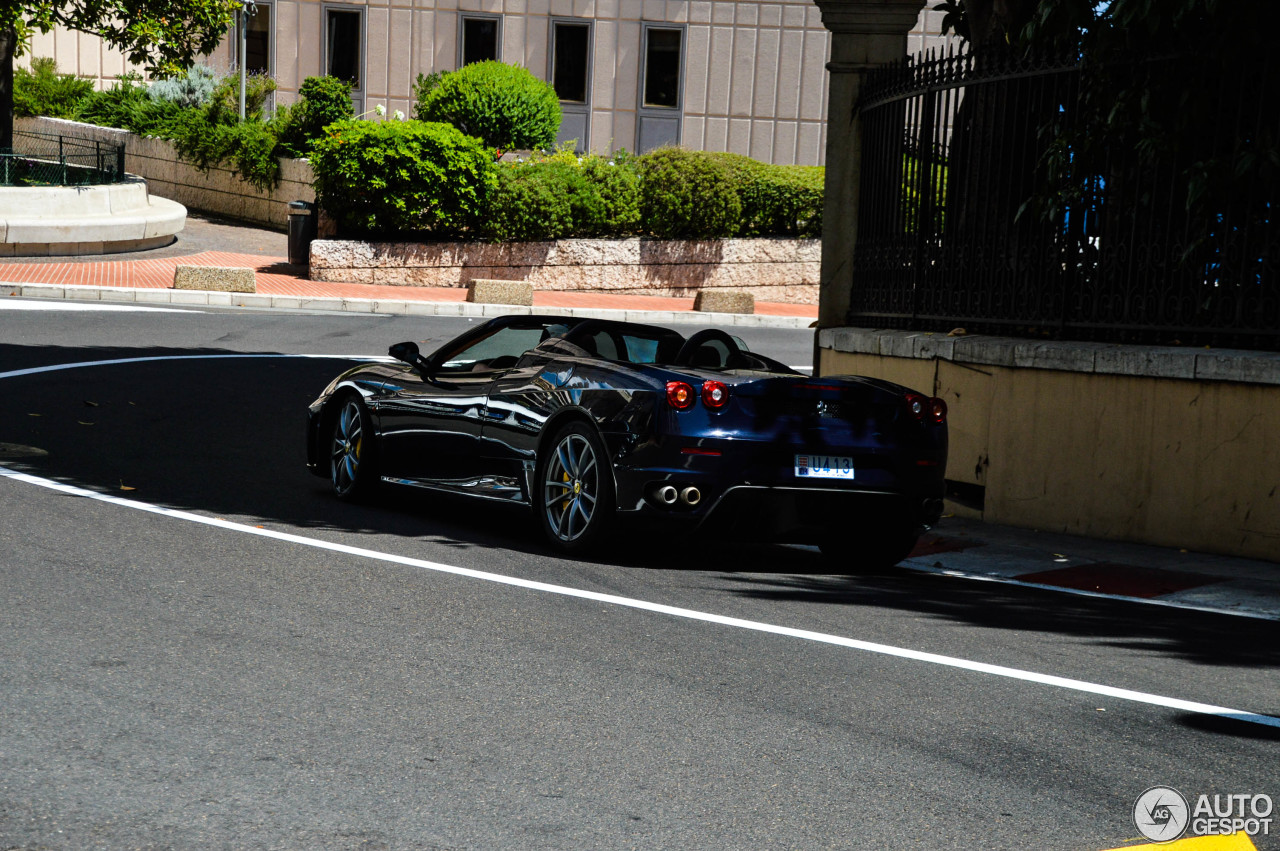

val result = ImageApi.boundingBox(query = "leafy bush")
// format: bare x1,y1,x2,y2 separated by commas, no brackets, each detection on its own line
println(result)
480,152,642,241
76,78,186,137
415,61,561,151
148,64,218,108
169,111,283,190
412,70,446,103
14,57,94,119
310,119,497,236
708,152,824,237
636,148,742,238
277,75,355,156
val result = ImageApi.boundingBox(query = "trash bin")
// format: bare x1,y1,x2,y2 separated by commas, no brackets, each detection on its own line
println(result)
287,200,317,266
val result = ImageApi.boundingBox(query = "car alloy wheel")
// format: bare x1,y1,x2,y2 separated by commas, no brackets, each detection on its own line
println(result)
538,422,615,552
331,397,374,500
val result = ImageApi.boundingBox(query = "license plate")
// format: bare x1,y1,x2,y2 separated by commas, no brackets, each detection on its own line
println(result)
795,454,854,480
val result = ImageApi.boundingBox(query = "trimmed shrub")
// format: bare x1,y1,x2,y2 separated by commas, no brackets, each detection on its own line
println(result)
277,75,355,156
480,153,641,241
709,152,824,237
14,57,94,119
310,119,497,236
636,148,742,238
415,61,561,151
148,64,218,108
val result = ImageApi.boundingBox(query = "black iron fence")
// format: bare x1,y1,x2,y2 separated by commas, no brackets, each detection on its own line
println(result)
0,129,126,186
850,49,1280,350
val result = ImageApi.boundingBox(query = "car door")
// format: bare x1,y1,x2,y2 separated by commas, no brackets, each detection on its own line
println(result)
373,319,560,484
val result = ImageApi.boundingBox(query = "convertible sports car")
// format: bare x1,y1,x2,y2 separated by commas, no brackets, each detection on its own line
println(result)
306,315,948,567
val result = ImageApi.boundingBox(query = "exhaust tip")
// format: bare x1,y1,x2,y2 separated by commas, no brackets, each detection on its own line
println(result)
680,486,701,506
656,485,679,505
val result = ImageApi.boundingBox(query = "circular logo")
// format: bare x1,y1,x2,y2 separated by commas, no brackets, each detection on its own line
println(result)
1134,786,1190,842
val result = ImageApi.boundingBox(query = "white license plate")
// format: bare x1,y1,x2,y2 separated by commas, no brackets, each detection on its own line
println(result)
795,454,854,480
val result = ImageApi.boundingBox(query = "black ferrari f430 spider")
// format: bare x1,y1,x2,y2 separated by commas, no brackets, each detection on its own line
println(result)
306,315,948,567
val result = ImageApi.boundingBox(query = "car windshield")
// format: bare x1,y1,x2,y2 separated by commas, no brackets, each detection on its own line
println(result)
438,321,574,372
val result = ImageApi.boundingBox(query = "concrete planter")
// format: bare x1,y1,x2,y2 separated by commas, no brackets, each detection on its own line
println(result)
310,237,822,305
16,116,314,230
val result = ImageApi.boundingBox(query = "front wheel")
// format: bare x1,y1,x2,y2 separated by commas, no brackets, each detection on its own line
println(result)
330,395,378,501
536,422,616,554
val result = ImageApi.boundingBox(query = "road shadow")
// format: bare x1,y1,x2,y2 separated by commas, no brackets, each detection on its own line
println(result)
2,343,1278,677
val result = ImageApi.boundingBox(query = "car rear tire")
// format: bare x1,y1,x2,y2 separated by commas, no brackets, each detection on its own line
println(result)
820,525,919,572
330,395,378,502
536,421,616,554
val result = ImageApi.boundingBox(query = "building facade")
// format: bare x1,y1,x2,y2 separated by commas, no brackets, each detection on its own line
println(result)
24,3,954,165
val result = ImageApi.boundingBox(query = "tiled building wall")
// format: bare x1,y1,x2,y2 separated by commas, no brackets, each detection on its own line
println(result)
22,4,956,166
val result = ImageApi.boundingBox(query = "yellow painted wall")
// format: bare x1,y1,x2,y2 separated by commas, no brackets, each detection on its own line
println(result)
819,349,1280,562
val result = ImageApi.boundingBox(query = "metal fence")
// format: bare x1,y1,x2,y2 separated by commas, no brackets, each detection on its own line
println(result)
849,48,1280,350
0,129,126,186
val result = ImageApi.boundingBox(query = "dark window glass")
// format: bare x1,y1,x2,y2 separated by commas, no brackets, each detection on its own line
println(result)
244,4,271,75
553,23,590,103
326,9,362,88
463,18,499,65
643,28,681,109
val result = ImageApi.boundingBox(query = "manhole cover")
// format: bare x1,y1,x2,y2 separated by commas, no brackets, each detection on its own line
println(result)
0,443,48,459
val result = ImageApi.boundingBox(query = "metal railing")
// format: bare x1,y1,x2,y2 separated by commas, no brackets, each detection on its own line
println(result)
849,48,1280,351
0,129,127,186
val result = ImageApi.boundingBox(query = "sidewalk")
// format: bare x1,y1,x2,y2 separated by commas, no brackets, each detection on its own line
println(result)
0,214,818,328
907,516,1280,621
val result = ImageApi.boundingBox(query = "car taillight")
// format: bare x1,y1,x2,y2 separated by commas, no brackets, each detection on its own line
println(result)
701,380,730,410
904,392,928,420
666,381,695,410
929,397,947,424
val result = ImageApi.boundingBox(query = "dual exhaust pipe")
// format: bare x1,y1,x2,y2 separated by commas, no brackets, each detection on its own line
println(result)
654,484,700,507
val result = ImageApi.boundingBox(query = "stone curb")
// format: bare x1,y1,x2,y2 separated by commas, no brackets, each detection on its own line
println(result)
819,326,1280,386
3,282,818,329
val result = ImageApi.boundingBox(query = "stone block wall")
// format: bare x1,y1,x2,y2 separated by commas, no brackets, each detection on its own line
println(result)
310,238,821,305
16,116,313,230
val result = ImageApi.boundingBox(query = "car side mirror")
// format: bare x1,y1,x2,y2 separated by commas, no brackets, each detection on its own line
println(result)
389,341,428,371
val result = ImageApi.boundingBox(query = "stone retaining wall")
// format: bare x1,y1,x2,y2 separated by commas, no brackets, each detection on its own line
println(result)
17,116,313,230
819,328,1280,562
310,238,821,304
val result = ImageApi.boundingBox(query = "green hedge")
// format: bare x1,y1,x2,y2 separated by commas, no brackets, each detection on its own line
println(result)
707,152,824,238
414,61,561,151
276,76,355,157
636,148,743,238
481,152,641,241
310,119,497,236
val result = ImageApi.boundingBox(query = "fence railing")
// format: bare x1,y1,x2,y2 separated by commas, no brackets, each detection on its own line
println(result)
0,129,127,186
849,48,1280,351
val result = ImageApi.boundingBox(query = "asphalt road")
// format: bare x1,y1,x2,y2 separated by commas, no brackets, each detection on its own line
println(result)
1,302,1277,850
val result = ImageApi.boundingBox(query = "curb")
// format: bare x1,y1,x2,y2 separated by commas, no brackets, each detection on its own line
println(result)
3,282,819,330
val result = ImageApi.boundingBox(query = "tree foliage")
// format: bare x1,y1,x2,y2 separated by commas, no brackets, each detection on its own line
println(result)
1,0,238,144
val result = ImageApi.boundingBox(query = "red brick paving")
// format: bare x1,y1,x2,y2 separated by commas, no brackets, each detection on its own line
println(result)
0,250,819,318
1015,563,1225,598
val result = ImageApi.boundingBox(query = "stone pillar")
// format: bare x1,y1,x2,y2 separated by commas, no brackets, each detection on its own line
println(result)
814,0,925,329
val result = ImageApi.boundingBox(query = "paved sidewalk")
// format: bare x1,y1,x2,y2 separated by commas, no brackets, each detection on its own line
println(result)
0,214,819,328
907,516,1280,620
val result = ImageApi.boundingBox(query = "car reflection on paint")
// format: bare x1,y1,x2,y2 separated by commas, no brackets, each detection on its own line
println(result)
306,315,948,567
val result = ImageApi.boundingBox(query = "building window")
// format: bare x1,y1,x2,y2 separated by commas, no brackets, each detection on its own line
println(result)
552,21,590,103
238,1,273,75
325,7,363,90
642,26,682,109
460,15,501,66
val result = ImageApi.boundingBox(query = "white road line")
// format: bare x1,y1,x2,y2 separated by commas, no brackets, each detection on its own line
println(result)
0,353,393,382
0,299,199,313
0,465,1276,730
